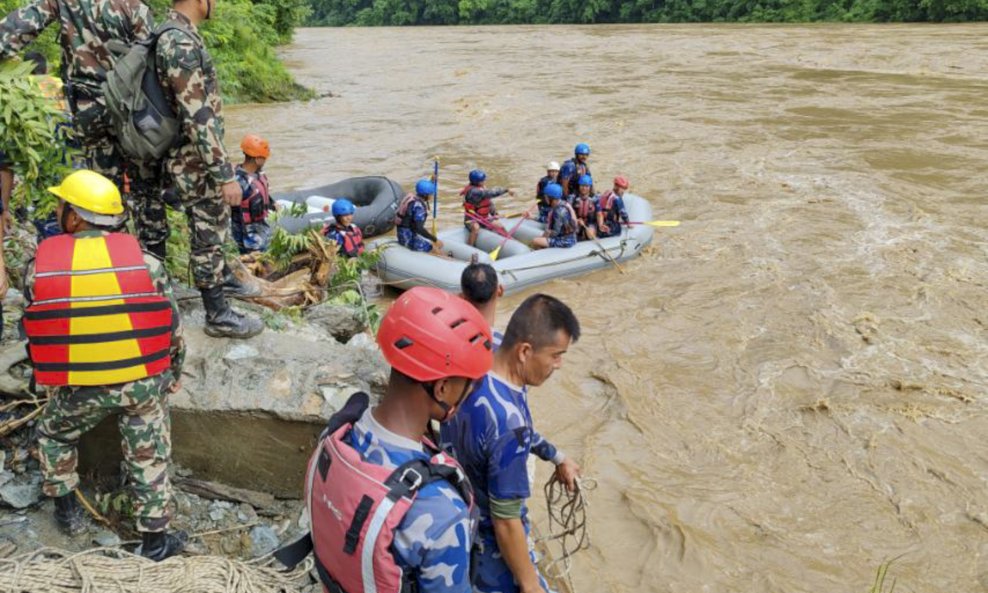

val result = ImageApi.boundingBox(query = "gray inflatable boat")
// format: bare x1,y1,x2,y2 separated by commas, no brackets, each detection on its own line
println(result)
273,176,402,237
373,194,655,294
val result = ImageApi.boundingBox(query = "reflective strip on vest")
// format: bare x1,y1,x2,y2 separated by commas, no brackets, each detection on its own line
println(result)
24,233,173,386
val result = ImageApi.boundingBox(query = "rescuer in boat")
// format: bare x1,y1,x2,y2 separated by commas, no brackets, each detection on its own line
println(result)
322,198,365,258
569,174,598,241
231,134,276,254
462,169,513,247
558,143,593,197
596,176,631,238
396,179,444,254
23,170,187,561
278,286,493,593
440,293,582,593
535,161,560,223
531,183,577,249
460,261,504,349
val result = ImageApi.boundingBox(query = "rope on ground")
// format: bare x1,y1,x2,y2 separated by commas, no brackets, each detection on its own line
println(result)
536,476,596,590
0,545,314,593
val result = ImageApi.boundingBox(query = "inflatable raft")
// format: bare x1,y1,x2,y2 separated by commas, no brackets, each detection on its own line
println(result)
374,194,655,294
273,176,402,237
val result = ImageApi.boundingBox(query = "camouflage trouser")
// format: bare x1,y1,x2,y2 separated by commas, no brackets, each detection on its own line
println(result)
184,193,229,289
36,373,175,533
85,139,167,247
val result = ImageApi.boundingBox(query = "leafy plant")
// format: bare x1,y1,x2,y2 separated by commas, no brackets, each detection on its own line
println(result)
868,558,900,593
0,61,77,217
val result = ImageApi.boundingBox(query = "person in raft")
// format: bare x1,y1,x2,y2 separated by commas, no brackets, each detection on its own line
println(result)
596,175,631,238
322,198,365,258
396,179,443,253
462,169,513,247
568,174,598,241
531,183,577,249
535,161,560,223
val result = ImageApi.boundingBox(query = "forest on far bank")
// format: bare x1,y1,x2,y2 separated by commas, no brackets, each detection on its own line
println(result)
306,0,988,26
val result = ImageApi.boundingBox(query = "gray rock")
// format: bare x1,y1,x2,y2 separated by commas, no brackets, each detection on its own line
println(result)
305,302,366,342
93,530,121,547
0,472,42,509
237,503,258,523
224,344,260,361
250,524,280,557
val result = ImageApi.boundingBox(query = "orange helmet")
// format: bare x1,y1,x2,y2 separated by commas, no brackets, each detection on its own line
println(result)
613,176,630,189
240,134,271,159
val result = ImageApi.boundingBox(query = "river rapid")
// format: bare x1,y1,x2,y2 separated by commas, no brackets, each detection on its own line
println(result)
225,24,988,593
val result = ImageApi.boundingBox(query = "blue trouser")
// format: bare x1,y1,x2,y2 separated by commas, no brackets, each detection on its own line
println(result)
397,227,433,252
547,234,577,248
231,220,272,254
597,220,623,238
473,529,555,593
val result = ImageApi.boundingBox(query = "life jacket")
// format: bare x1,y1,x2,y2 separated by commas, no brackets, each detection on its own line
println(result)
546,203,577,237
461,185,494,219
275,393,475,593
598,190,617,213
23,233,173,387
395,193,423,228
572,195,595,223
238,169,272,224
329,224,365,258
562,159,591,195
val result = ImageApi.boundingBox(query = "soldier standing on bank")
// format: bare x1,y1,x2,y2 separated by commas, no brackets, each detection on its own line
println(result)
0,0,164,252
23,170,187,560
153,0,263,338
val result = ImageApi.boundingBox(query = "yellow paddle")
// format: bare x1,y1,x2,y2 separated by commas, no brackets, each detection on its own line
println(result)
626,220,681,227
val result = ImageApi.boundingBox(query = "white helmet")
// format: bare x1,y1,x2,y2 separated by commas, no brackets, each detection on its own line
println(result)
547,161,560,171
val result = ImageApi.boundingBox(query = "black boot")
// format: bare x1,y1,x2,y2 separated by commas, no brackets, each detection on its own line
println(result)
139,530,188,562
201,286,264,339
221,269,262,298
53,492,87,536
145,241,167,261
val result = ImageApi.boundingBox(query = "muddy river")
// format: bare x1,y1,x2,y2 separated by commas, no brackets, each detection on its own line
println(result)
225,24,988,593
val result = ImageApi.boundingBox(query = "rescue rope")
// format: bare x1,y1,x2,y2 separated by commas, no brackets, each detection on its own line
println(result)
0,545,314,593
536,476,596,589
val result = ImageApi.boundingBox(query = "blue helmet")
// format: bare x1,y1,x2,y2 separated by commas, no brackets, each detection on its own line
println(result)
544,183,564,200
332,198,355,218
574,143,591,156
469,169,486,185
415,179,436,196
578,174,593,187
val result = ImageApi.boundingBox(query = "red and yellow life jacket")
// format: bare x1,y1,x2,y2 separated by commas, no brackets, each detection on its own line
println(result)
24,233,173,387
461,185,494,219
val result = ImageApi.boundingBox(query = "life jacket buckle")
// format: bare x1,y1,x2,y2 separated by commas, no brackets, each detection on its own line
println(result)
399,467,424,491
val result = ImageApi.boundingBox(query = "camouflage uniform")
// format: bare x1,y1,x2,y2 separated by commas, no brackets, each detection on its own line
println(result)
154,9,235,289
0,0,165,248
25,230,185,533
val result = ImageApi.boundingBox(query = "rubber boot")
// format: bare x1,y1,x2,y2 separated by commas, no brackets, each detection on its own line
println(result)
222,265,262,298
145,241,167,262
139,530,188,562
53,492,87,536
201,286,264,339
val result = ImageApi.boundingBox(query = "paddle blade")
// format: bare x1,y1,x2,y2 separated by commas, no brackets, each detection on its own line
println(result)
646,220,680,227
489,245,502,261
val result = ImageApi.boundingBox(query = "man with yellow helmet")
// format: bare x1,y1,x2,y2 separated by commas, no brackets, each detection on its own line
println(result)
23,170,187,561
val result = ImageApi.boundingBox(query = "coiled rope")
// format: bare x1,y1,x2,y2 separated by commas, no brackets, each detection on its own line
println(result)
536,476,596,591
0,545,313,593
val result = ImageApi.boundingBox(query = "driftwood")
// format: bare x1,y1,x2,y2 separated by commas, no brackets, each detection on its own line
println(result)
175,477,276,509
229,235,337,311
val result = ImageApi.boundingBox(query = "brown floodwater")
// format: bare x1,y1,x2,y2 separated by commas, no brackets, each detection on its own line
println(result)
226,24,988,593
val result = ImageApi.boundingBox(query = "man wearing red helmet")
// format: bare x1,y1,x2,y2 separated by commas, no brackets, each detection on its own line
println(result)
441,294,582,593
596,176,631,238
281,287,494,593
231,134,276,254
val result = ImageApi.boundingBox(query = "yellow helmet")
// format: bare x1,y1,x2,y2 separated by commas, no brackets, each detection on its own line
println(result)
48,170,123,214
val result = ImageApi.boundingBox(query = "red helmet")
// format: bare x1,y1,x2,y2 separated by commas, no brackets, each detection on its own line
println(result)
613,176,630,189
377,286,493,382
240,134,271,159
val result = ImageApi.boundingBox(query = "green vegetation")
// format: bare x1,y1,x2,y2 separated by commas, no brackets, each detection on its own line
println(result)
0,0,313,104
307,0,988,25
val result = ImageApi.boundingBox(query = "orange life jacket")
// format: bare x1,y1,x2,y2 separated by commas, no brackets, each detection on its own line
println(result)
461,185,494,219
24,233,173,387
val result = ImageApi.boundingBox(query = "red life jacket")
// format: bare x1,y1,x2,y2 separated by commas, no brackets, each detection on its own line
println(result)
598,190,617,212
24,233,173,387
395,193,422,228
573,196,595,223
334,224,365,258
461,185,494,219
240,171,271,224
278,393,474,593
